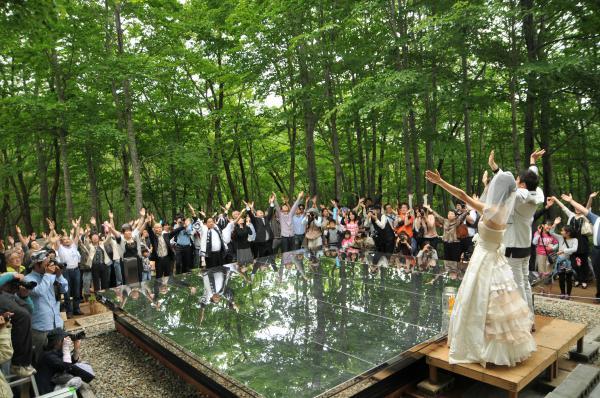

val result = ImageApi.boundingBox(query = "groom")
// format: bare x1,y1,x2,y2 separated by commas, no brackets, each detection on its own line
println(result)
489,149,545,324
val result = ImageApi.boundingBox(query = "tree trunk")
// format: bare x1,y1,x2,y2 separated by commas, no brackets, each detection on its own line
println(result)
298,45,318,195
461,50,473,195
402,116,414,196
509,0,521,171
57,127,74,221
114,2,143,212
121,145,131,220
0,177,10,237
324,55,343,200
521,0,536,160
369,114,378,197
237,144,250,201
223,156,240,208
36,134,50,225
85,148,101,222
49,46,74,222
377,128,386,195
577,98,591,195
288,107,297,197
408,109,422,203
347,125,358,195
50,137,60,223
355,113,366,196
537,18,552,196
169,163,177,220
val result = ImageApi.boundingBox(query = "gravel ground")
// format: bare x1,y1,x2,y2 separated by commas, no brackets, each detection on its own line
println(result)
534,295,600,329
79,331,205,398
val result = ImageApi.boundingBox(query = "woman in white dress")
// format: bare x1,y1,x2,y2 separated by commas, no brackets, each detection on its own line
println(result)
425,169,536,367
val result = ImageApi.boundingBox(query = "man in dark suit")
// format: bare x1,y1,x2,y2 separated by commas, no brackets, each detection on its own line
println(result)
246,196,275,259
146,215,175,278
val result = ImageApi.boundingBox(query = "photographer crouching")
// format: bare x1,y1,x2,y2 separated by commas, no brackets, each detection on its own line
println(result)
0,265,36,378
37,328,94,396
23,250,68,365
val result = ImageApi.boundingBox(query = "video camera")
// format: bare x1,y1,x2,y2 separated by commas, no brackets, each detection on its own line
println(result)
9,280,37,290
67,330,86,341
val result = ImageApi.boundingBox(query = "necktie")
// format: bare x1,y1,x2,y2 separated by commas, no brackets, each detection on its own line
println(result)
207,228,212,254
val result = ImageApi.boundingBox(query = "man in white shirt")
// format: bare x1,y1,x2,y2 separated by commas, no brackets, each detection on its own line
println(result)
200,218,233,268
54,221,82,318
489,149,545,323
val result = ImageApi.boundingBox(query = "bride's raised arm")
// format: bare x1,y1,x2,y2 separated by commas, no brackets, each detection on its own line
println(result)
425,170,485,213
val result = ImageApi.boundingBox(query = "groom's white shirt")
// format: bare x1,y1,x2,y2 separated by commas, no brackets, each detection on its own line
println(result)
502,165,545,249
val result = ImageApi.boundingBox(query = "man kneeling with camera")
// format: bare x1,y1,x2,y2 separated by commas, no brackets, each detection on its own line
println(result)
0,262,36,377
36,328,95,396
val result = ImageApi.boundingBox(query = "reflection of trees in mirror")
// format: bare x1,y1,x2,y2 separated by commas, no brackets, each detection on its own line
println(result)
100,250,457,397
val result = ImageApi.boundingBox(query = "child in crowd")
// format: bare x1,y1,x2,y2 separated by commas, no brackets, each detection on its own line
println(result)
323,219,343,250
141,247,152,281
341,231,354,251
532,219,558,281
550,218,578,299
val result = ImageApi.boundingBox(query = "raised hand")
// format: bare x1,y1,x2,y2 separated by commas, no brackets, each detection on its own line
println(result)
187,203,196,215
546,196,555,209
46,218,56,231
15,225,21,235
482,170,489,186
7,236,14,246
561,193,572,203
530,149,546,164
425,170,442,185
108,210,114,219
90,216,96,226
139,207,146,218
590,192,598,199
297,191,305,200
554,216,562,225
488,150,498,170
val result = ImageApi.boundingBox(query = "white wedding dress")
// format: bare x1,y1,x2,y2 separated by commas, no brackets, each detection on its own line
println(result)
448,221,536,367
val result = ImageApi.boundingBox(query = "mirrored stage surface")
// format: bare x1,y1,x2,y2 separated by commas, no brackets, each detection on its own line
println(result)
99,250,465,398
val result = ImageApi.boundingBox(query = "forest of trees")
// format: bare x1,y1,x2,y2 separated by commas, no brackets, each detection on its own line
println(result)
0,0,598,235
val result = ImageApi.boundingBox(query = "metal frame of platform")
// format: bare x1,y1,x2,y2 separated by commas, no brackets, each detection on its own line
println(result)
108,305,443,398
418,315,586,398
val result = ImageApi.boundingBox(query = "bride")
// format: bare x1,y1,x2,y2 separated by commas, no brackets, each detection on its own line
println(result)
425,169,536,367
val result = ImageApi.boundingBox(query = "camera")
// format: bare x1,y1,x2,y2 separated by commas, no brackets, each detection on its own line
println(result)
68,330,86,341
50,260,66,270
10,280,38,290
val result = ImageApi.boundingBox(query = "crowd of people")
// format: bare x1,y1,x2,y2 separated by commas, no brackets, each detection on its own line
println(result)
0,147,598,394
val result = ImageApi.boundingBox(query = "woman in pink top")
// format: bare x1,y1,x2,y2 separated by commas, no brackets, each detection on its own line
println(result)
344,210,361,238
532,220,558,276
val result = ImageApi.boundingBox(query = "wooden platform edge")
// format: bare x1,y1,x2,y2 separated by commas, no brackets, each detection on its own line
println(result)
422,315,587,396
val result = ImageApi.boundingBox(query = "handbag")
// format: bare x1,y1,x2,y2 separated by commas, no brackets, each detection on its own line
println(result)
305,224,321,241
539,233,556,265
456,223,469,239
